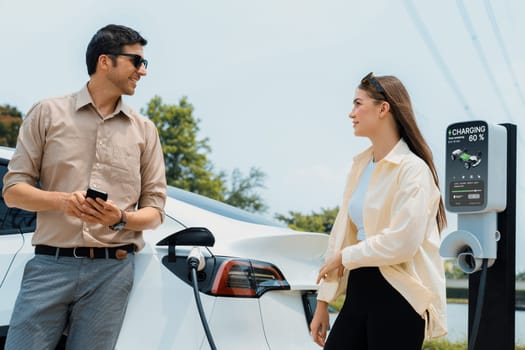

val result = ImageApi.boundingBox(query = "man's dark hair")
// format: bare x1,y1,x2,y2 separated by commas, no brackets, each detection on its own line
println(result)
86,24,148,76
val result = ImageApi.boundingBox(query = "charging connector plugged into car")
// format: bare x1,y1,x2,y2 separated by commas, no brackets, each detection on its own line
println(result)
187,247,217,350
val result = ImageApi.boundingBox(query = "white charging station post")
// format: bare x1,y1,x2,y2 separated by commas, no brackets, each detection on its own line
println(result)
440,121,516,350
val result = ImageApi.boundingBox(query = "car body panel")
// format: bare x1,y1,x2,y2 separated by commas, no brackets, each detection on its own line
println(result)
0,233,34,325
259,291,320,350
205,298,268,350
117,248,211,349
0,234,23,289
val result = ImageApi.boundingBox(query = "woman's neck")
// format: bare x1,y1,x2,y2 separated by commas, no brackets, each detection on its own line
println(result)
370,129,400,162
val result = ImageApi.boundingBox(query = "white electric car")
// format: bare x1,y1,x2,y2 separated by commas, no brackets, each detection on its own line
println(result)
0,146,328,349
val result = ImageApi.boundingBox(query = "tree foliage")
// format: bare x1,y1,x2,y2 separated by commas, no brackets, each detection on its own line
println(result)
0,104,23,147
144,96,226,199
224,168,267,213
143,96,267,212
275,207,339,233
0,104,22,118
516,271,525,281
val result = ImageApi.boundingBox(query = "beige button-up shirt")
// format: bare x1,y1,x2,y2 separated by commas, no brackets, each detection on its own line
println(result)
3,85,167,251
317,139,447,339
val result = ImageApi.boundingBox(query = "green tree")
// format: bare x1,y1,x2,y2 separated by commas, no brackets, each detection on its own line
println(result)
144,96,226,199
224,168,267,213
143,96,268,212
275,207,339,233
0,104,23,147
0,104,22,118
517,271,525,281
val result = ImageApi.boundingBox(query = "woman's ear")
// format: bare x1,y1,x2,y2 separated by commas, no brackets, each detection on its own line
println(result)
379,101,391,118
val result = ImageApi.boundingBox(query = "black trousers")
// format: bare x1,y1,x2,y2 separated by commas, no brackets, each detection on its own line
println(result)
324,267,425,350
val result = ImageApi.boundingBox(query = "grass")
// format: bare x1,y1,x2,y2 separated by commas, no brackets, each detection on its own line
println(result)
423,339,467,350
423,339,525,350
446,298,468,304
330,296,468,311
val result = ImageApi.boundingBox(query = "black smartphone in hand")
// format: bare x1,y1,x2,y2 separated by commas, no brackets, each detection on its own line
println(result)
86,187,108,201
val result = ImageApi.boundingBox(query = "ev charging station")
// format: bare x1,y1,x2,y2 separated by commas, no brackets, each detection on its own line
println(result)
440,121,517,350
440,121,507,272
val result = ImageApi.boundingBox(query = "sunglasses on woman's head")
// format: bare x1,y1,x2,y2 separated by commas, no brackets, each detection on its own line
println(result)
361,72,385,95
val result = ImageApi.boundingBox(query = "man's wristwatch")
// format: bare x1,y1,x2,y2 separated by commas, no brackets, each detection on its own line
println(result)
109,209,127,231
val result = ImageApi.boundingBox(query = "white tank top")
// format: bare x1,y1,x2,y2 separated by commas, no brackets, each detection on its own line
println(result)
348,160,376,241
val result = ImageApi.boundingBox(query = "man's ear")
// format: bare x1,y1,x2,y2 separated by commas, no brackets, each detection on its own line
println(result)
98,54,112,72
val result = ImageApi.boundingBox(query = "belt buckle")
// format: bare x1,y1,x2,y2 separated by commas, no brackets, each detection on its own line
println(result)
73,247,94,259
73,247,85,259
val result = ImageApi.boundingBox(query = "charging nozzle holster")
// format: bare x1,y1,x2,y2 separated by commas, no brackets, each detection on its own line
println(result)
440,213,500,273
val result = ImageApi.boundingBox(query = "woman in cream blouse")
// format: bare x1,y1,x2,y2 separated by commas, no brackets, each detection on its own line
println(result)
310,73,447,349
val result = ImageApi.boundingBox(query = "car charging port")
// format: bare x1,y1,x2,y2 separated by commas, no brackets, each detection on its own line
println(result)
187,247,217,350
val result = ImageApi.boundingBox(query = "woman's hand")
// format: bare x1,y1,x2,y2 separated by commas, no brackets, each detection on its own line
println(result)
310,300,330,347
316,250,344,284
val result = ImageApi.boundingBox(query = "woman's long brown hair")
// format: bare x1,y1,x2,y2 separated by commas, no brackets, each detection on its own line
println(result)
359,75,447,233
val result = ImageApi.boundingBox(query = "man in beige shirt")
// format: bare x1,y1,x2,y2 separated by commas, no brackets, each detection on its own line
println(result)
3,24,167,350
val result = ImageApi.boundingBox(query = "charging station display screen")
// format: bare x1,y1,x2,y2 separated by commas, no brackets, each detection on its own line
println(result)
446,121,489,212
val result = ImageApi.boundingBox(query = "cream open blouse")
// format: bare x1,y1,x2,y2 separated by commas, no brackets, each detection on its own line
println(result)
317,139,447,339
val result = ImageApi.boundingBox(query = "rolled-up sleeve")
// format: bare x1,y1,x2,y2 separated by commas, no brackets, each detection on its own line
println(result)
3,103,47,192
138,121,167,221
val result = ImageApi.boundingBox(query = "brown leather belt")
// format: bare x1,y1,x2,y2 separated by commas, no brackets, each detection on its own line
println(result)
35,244,134,260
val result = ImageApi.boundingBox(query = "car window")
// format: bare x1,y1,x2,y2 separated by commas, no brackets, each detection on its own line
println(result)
167,186,284,227
0,161,37,235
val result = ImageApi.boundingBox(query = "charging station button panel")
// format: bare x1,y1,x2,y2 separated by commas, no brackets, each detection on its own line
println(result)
449,180,484,207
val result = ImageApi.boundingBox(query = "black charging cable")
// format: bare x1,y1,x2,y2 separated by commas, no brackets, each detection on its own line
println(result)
188,253,217,350
468,258,488,350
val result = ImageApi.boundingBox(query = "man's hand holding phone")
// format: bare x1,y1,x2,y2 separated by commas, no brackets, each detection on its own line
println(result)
82,187,115,225
82,187,124,228
86,187,108,202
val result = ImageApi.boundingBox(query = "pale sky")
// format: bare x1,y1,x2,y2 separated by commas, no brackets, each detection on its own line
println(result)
1,0,524,271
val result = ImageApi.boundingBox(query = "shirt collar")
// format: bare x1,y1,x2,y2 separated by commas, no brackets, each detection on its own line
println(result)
75,83,133,118
383,138,411,165
353,138,411,165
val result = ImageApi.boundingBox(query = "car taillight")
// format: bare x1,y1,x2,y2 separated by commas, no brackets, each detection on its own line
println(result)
210,258,290,298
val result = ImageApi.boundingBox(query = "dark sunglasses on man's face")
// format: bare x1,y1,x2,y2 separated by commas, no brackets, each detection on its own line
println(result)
107,52,148,69
361,72,385,95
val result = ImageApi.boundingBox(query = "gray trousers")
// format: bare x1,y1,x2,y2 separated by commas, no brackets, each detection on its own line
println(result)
5,253,135,350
